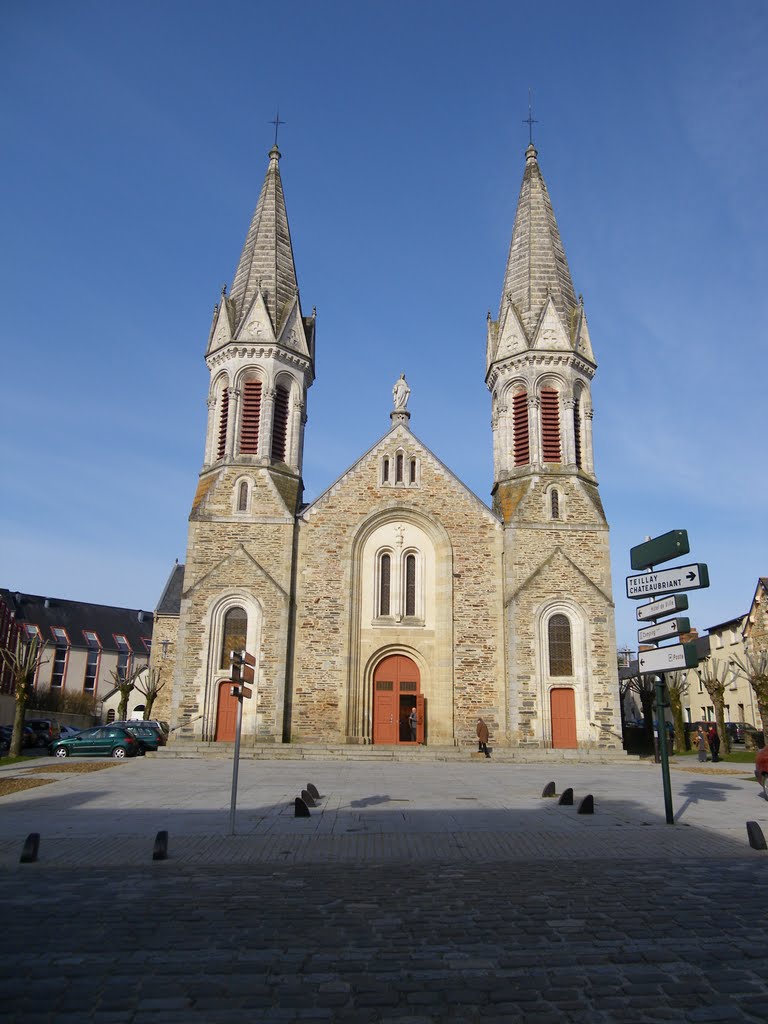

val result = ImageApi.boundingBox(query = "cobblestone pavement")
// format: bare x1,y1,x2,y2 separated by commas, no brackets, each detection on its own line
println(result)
3,858,767,1023
3,759,768,1021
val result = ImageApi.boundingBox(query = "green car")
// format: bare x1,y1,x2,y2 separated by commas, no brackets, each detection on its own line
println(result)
49,726,141,759
121,723,161,754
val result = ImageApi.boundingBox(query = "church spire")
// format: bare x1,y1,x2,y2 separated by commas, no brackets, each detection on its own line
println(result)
229,145,299,337
498,144,577,339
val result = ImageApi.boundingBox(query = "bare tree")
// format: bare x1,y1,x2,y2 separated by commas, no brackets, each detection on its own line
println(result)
730,648,768,739
624,669,656,744
109,665,144,722
0,635,48,757
698,657,733,755
665,669,690,754
133,667,165,720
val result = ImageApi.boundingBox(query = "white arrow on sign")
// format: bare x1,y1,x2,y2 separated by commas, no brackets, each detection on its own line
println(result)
626,563,709,601
637,618,688,645
637,643,699,675
636,594,689,621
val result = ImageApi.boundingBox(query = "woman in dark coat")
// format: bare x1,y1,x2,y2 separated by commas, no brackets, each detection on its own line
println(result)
476,719,491,758
707,724,721,762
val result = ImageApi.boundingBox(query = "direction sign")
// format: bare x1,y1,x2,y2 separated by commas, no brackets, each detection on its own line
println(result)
637,617,691,645
636,594,689,621
637,642,699,675
630,530,690,571
626,563,709,600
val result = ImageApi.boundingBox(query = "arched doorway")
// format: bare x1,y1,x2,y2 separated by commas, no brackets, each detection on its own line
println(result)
215,680,239,741
373,654,423,744
550,687,577,748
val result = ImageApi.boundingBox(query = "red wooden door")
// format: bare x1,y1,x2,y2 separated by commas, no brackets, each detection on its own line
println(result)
215,680,239,741
550,687,577,748
373,655,420,744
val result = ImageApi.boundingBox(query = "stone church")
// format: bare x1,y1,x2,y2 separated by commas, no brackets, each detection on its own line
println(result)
152,140,621,750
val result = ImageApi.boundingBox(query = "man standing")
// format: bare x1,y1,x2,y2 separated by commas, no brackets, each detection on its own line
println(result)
476,718,491,758
707,724,721,762
408,706,417,742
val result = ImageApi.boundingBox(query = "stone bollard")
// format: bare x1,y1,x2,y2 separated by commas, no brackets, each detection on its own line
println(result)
301,789,316,807
541,781,556,798
294,797,311,817
20,832,40,864
577,795,594,815
306,783,321,800
746,821,767,850
153,830,169,861
558,788,574,806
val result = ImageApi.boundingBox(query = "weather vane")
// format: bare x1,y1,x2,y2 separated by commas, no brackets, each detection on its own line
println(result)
270,109,286,147
522,89,538,146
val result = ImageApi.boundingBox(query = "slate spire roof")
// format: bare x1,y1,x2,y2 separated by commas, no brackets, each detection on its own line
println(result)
499,143,578,337
229,145,299,336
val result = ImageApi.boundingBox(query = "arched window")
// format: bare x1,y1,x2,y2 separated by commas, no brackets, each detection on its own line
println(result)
382,457,390,483
548,614,572,676
409,459,417,484
379,554,391,615
271,384,290,462
396,453,404,483
237,481,248,512
217,387,229,460
540,388,561,463
573,393,583,469
513,391,529,466
220,607,247,669
107,709,115,724
550,488,560,520
239,380,262,454
404,554,416,616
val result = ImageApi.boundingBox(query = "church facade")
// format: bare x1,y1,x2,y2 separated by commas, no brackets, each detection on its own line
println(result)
154,141,621,750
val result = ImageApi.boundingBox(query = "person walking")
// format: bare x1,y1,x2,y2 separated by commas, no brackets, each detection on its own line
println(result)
408,706,417,742
476,718,491,758
707,724,721,762
696,725,708,762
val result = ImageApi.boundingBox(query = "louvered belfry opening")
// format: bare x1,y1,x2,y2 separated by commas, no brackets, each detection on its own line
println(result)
217,388,229,460
239,380,262,454
573,396,582,469
540,388,561,463
548,614,573,676
513,391,530,466
551,488,560,520
271,384,290,462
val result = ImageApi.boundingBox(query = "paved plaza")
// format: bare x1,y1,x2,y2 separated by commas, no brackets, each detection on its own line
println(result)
2,756,768,1022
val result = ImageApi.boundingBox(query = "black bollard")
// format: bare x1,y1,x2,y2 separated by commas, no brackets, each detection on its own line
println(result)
20,832,40,864
294,797,311,817
301,789,316,807
577,794,594,815
746,821,767,850
558,787,574,806
541,781,556,798
152,830,169,861
306,783,321,800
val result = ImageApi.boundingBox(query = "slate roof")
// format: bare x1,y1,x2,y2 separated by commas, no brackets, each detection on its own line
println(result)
155,563,185,616
499,144,578,338
0,589,152,653
229,145,299,337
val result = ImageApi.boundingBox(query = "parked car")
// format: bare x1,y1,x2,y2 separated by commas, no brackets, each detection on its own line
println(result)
724,722,759,745
49,726,141,759
26,718,61,748
113,720,167,746
2,724,37,749
755,746,768,798
120,723,161,754
59,725,82,739
0,725,10,752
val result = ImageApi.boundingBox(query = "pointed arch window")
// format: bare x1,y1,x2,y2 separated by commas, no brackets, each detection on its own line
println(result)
550,488,560,520
573,393,583,469
541,388,561,463
548,614,572,676
237,481,249,512
409,459,417,484
220,607,247,670
379,554,391,616
239,380,262,454
396,453,404,483
404,554,417,616
513,391,530,466
271,384,290,462
217,387,229,460
382,457,390,483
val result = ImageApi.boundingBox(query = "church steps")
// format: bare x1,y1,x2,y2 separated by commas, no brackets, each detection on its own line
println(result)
151,743,631,763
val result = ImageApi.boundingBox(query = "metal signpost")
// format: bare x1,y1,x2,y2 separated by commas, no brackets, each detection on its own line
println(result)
228,649,254,836
626,531,710,826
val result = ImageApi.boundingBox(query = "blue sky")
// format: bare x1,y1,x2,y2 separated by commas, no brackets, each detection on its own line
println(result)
1,0,766,652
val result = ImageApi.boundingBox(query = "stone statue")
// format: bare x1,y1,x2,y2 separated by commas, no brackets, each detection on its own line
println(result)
392,374,410,410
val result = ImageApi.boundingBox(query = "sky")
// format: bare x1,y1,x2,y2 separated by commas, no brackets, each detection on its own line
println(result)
1,0,767,653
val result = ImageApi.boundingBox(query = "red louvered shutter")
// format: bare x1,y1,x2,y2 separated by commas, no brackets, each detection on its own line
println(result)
513,391,530,466
573,398,582,469
541,388,561,463
239,381,262,454
216,389,229,460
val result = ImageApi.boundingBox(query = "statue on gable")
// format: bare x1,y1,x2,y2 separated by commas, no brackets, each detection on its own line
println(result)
392,373,411,410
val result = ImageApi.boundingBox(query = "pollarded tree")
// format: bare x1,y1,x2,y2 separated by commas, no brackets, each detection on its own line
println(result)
109,665,144,722
0,635,48,757
730,648,768,739
698,657,733,756
133,667,165,721
665,670,690,754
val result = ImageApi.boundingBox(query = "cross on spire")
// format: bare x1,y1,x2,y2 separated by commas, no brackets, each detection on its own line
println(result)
522,89,538,146
270,110,286,147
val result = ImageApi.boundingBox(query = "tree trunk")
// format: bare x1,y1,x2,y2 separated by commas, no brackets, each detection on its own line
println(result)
668,689,685,755
143,693,156,720
714,699,729,757
10,691,28,757
117,690,130,722
640,690,654,741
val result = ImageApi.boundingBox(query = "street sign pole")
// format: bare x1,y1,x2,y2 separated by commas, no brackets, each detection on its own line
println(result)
655,672,674,825
228,691,244,836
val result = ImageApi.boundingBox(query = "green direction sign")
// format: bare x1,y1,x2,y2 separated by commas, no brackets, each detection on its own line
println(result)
636,594,689,622
637,616,691,645
630,530,690,571
637,642,700,675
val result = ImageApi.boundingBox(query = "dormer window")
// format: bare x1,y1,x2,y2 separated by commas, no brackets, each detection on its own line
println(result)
51,627,70,689
114,634,132,682
83,631,101,693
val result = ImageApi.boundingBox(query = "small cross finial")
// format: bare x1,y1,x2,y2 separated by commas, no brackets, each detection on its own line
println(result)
523,88,539,146
270,109,286,147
